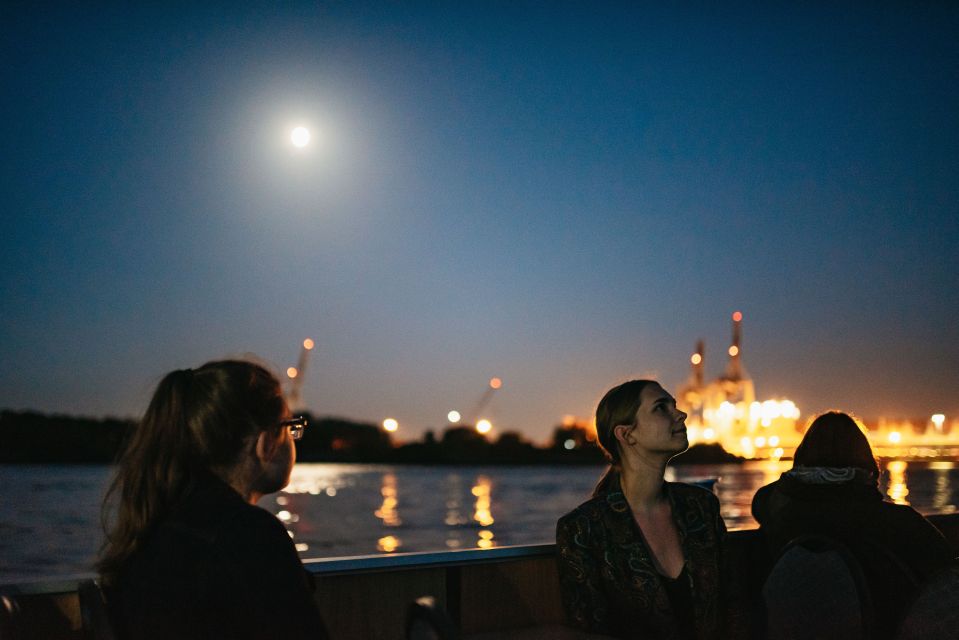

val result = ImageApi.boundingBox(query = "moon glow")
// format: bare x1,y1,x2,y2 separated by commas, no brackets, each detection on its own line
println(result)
291,127,311,147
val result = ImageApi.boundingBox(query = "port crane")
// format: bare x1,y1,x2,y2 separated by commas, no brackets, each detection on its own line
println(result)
450,377,502,433
286,338,315,411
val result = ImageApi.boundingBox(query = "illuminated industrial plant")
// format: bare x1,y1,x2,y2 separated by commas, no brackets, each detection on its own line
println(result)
676,311,803,458
676,312,957,459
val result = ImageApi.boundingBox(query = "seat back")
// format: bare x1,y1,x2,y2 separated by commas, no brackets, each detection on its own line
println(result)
406,596,459,640
762,535,873,640
895,563,959,640
78,580,119,640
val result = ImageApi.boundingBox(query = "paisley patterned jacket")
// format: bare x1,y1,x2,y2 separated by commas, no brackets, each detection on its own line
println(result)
556,478,741,639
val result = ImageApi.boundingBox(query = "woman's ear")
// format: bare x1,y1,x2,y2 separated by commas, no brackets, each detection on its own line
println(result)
254,428,282,465
613,424,634,447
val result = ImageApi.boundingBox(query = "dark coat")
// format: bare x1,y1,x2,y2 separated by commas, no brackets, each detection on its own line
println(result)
556,479,744,640
113,475,328,640
751,472,955,637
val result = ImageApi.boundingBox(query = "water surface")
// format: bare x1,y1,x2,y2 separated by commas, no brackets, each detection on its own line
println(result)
1,460,956,583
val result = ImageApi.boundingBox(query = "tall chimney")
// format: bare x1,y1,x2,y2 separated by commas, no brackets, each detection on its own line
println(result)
725,310,743,380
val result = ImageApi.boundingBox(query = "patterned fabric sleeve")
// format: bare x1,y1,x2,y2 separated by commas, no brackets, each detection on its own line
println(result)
556,512,613,635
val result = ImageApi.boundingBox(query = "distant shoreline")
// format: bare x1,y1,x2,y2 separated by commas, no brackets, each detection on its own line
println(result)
0,409,744,466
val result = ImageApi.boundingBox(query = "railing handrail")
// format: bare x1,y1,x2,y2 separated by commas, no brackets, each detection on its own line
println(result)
0,543,560,596
303,542,557,576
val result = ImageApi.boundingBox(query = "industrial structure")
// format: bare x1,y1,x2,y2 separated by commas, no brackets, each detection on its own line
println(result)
677,311,801,458
676,311,957,459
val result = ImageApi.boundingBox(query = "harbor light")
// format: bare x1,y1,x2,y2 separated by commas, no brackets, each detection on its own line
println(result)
303,338,315,350
888,431,902,444
728,345,740,357
564,439,576,450
447,410,461,423
287,367,298,379
476,419,492,434
691,353,702,365
489,377,503,389
932,414,946,430
383,418,398,432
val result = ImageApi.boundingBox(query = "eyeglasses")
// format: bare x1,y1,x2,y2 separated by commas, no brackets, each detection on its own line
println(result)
281,416,308,441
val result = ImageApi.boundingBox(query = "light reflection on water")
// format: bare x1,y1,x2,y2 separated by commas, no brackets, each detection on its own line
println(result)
887,460,909,504
264,459,959,557
0,460,957,582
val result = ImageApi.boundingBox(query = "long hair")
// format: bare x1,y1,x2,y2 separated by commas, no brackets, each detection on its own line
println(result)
592,380,657,497
97,360,285,582
794,411,880,479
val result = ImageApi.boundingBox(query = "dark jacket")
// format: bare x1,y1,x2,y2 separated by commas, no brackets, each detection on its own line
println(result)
751,469,955,637
113,475,328,640
556,479,744,640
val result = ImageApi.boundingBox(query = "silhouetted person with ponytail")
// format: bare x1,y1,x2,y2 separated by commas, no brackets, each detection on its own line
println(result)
97,360,329,640
556,380,746,639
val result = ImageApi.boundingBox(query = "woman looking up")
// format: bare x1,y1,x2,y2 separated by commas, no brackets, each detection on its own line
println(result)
556,380,744,639
97,360,328,640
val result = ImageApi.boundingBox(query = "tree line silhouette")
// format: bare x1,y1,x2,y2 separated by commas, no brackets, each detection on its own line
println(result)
0,410,740,465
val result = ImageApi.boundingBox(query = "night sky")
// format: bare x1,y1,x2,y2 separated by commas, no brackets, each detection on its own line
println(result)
2,3,957,443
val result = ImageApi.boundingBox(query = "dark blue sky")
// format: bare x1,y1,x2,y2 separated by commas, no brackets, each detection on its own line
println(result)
2,3,957,442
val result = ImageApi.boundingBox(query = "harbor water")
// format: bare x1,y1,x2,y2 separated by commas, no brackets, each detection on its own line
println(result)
1,460,957,584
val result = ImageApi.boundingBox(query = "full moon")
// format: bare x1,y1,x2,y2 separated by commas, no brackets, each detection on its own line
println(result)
290,126,311,147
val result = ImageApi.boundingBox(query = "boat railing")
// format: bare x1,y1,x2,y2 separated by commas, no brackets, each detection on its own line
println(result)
2,515,958,639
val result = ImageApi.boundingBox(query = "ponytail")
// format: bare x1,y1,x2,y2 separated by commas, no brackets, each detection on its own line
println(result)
592,465,620,498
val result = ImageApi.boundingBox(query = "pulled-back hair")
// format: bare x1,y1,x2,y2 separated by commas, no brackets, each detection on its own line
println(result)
794,411,880,479
97,360,285,581
592,380,657,496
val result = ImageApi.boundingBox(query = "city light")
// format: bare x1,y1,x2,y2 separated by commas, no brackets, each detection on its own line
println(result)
489,377,503,389
303,338,315,350
382,418,398,432
447,410,461,423
889,431,902,444
728,345,740,357
476,419,492,434
287,367,298,379
691,353,702,365
932,414,946,430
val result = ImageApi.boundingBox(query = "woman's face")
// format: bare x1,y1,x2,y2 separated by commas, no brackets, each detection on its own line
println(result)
628,383,689,455
255,405,297,495
274,405,297,488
